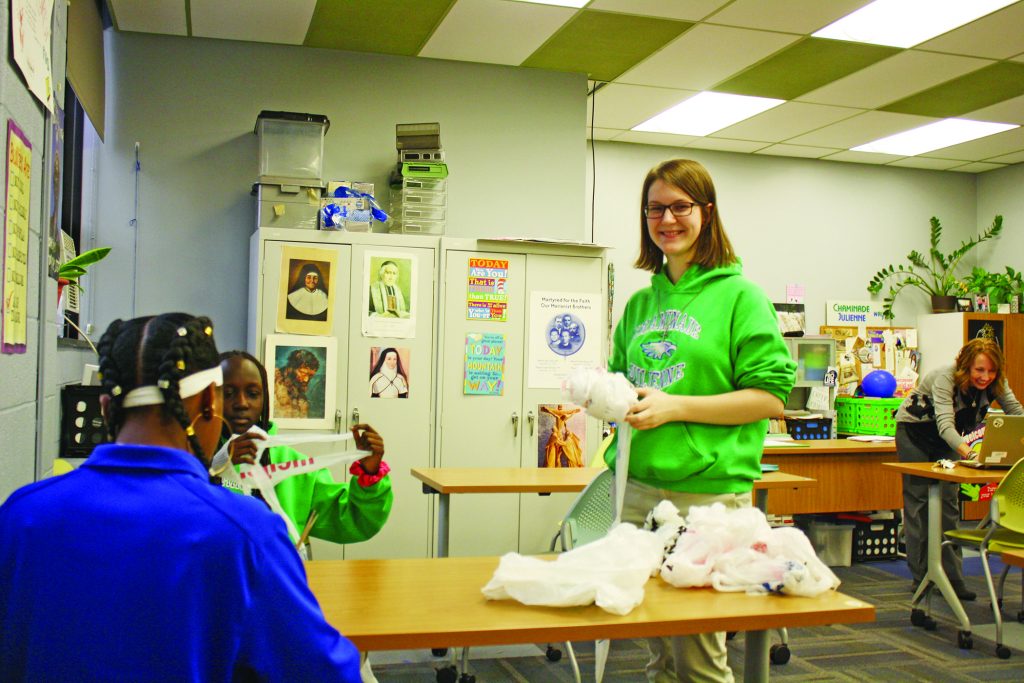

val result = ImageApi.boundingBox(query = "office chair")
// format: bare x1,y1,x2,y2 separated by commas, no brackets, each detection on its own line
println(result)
944,456,1024,659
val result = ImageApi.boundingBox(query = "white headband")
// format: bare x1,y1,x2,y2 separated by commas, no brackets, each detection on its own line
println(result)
121,366,224,408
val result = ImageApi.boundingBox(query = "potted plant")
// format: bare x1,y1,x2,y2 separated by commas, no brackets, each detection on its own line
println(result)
58,246,111,305
990,267,1024,312
867,215,1003,319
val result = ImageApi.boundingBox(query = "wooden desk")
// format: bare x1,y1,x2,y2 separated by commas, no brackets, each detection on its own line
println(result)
306,556,874,683
882,462,1007,647
1001,549,1024,569
761,439,899,514
412,467,816,557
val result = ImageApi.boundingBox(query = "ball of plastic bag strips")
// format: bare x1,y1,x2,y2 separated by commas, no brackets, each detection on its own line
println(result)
861,370,896,398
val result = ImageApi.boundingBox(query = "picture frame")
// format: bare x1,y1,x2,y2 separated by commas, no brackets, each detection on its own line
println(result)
973,293,990,313
265,334,337,430
362,250,417,338
956,297,974,312
276,245,338,336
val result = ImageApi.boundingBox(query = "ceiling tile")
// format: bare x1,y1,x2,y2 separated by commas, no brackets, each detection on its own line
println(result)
962,94,1024,125
987,149,1024,164
948,162,1007,173
613,130,698,147
798,50,993,109
109,0,187,35
192,0,317,44
787,111,936,148
887,157,966,171
754,144,841,159
419,0,572,65
705,0,871,34
305,0,453,55
616,24,799,90
916,2,1024,59
522,10,692,81
919,125,1024,162
592,84,698,129
587,0,729,21
711,101,861,142
880,62,1024,118
587,127,627,141
683,137,769,153
821,150,906,164
715,38,900,100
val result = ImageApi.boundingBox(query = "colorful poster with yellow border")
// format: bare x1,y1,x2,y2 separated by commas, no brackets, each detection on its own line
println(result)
3,121,31,354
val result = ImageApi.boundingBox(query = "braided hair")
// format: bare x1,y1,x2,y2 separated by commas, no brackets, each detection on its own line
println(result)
96,313,220,461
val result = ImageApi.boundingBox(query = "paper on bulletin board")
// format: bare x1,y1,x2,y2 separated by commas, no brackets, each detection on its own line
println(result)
466,257,508,322
11,0,54,111
527,291,601,389
3,121,32,355
464,332,505,395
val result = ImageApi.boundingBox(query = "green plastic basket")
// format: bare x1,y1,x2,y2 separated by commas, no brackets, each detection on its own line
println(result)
835,397,903,436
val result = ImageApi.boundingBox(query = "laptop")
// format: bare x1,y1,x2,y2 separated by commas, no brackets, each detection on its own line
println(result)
962,414,1024,468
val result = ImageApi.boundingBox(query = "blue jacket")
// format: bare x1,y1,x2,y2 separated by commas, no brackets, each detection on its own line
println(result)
0,443,360,682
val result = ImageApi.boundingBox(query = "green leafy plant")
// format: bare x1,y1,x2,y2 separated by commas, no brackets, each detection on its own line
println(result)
58,246,111,290
867,215,1003,319
988,266,1023,305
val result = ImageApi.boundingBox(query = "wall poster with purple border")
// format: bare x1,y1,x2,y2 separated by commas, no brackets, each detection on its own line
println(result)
3,120,32,354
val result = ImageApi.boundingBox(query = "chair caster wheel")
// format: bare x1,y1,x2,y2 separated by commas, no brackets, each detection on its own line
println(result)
458,674,476,683
770,644,791,665
957,630,973,650
996,644,1011,659
726,631,737,641
436,664,458,683
910,609,937,630
431,648,448,657
545,645,562,662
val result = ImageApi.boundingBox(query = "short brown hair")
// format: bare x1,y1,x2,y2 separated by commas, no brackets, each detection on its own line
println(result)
953,337,1006,393
635,159,737,273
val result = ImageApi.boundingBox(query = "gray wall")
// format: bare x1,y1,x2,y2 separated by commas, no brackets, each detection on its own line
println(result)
92,32,588,350
977,163,1024,274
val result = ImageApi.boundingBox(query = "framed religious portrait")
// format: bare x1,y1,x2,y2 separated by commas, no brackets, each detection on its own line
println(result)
265,334,337,430
276,246,338,336
361,250,417,338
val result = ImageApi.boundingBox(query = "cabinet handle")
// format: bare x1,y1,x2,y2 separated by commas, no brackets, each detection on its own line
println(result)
351,407,360,427
511,411,519,437
527,410,535,436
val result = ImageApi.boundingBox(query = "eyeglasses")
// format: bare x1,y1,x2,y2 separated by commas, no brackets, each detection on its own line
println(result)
643,202,701,219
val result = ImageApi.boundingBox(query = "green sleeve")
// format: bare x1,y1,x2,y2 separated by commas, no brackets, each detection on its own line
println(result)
730,285,796,404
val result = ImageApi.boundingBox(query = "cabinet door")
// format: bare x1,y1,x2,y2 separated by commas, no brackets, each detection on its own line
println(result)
342,242,436,560
437,250,528,556
518,254,605,554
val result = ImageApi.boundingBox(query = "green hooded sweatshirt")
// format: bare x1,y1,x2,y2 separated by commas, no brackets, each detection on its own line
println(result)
607,262,796,493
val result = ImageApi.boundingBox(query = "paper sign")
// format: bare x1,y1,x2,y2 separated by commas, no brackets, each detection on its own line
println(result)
464,333,506,395
466,258,508,322
3,121,31,354
825,300,887,327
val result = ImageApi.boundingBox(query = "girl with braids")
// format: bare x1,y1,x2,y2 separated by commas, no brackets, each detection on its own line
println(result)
218,350,393,544
0,313,361,682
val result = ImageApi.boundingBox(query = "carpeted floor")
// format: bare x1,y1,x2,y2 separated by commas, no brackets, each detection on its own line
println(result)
369,558,1024,682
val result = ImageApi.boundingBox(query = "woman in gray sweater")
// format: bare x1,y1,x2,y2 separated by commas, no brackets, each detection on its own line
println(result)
895,337,1023,599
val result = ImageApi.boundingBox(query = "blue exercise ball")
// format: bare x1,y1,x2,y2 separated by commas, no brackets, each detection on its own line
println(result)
862,370,897,398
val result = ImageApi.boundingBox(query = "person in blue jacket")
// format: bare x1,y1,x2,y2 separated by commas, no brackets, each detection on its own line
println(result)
0,312,361,682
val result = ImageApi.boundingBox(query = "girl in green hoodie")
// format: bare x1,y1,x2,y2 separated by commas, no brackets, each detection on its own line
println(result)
218,351,393,545
609,159,795,682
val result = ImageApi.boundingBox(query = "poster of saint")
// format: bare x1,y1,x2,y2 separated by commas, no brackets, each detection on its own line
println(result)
527,291,601,388
275,246,337,336
369,346,411,399
362,251,416,338
537,403,586,468
265,334,336,430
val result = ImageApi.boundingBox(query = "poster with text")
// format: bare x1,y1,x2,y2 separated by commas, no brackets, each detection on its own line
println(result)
2,121,32,354
537,403,586,468
527,291,601,388
276,245,337,335
362,251,416,338
11,0,54,111
464,332,505,395
466,257,508,322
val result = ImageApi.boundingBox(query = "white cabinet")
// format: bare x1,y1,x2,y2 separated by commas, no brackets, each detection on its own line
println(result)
248,227,438,560
434,239,608,556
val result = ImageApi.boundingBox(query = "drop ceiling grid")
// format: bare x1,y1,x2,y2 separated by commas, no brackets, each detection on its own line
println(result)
915,1,1024,59
701,0,872,34
107,0,187,34
785,110,937,148
920,125,1024,162
591,83,698,129
588,0,732,22
709,102,864,143
191,0,317,45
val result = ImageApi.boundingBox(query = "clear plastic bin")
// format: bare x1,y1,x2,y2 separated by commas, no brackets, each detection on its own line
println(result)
401,189,446,206
255,111,329,183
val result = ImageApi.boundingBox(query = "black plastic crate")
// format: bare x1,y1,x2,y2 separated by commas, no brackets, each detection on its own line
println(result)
60,384,108,456
853,518,899,562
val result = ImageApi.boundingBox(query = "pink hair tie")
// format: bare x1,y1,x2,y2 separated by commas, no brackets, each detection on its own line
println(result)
349,459,390,487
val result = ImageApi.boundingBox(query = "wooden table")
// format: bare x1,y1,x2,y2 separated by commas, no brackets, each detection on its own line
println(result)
412,467,816,557
761,439,899,514
306,555,874,683
882,462,1007,647
1002,549,1024,569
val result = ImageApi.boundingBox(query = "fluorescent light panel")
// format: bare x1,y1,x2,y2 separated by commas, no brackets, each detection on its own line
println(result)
633,92,784,137
813,0,1017,48
516,0,589,7
852,119,1019,156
